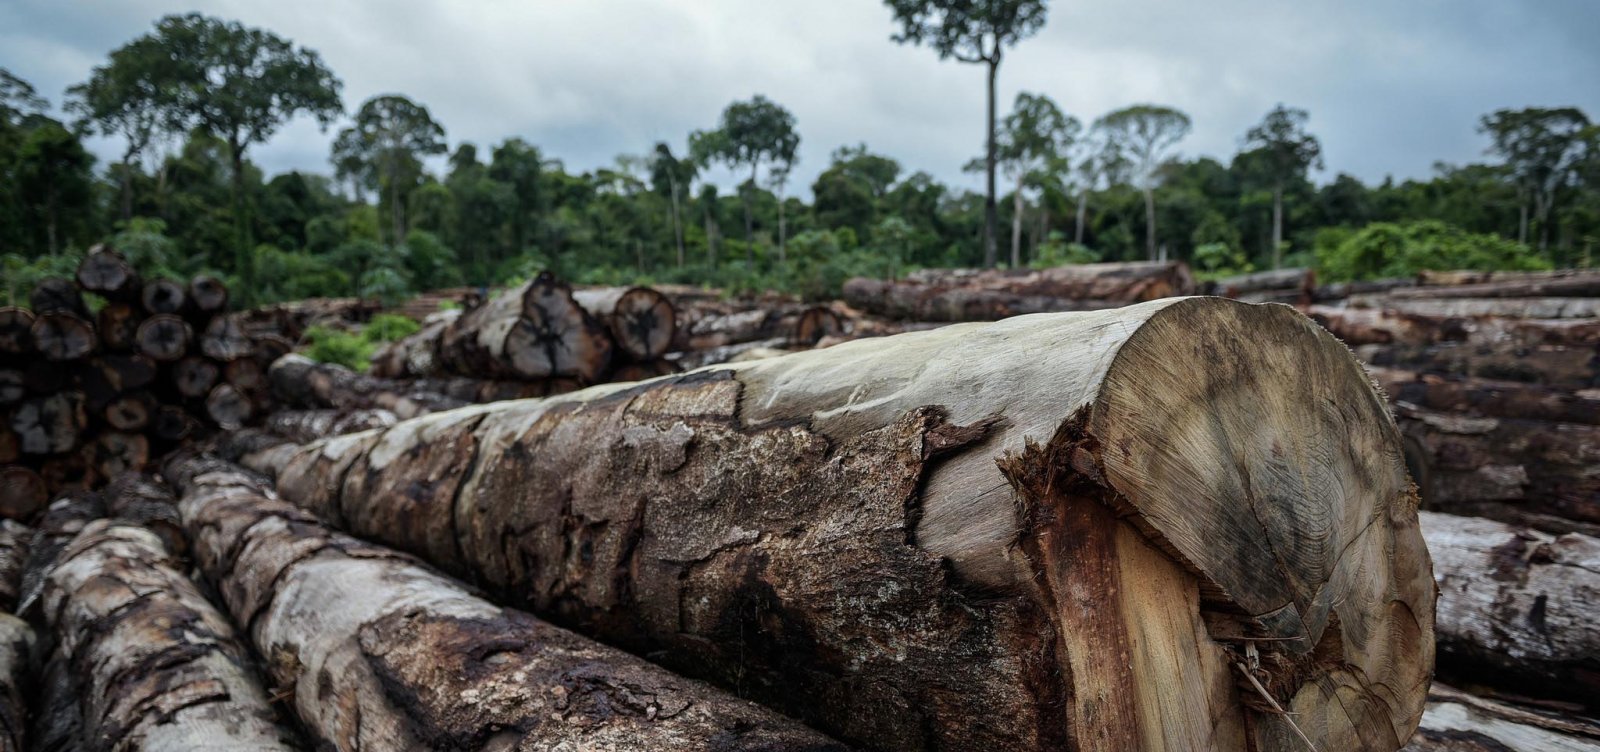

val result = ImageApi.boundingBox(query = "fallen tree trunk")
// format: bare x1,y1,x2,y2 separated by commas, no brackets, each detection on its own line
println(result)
30,313,95,361
264,408,398,444
254,297,1435,752
29,279,86,319
1404,684,1600,752
1310,305,1600,348
0,468,45,522
1396,269,1600,299
1371,367,1600,425
0,614,33,752
76,247,141,302
166,455,846,751
1357,341,1598,389
1399,404,1600,526
1350,296,1600,319
1204,268,1316,304
573,286,677,361
140,278,186,316
368,309,457,378
0,521,28,611
1421,511,1600,714
436,272,614,382
40,519,299,750
268,353,465,418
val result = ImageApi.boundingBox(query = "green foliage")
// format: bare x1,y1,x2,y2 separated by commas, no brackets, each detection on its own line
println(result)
1,251,82,306
361,313,420,343
110,217,185,277
1030,235,1100,268
302,325,373,372
1316,220,1551,281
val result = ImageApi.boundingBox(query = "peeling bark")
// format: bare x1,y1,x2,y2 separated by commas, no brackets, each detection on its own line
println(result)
843,261,1195,322
1371,367,1600,425
166,456,845,751
1403,685,1600,751
0,521,27,612
268,354,465,419
0,614,33,752
256,297,1434,752
1308,305,1600,348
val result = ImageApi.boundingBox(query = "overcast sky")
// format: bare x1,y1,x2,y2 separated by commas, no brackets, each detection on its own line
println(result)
3,0,1599,196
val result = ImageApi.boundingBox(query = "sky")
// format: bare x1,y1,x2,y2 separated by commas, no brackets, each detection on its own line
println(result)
3,0,1599,197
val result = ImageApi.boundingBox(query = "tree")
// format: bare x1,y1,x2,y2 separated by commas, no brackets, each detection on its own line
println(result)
649,142,697,267
150,13,343,282
1095,105,1192,260
66,36,185,222
1070,131,1126,246
994,92,1080,267
1479,107,1590,249
15,121,95,255
332,95,447,245
0,69,49,126
698,95,799,267
1242,104,1323,268
885,0,1048,268
488,138,552,256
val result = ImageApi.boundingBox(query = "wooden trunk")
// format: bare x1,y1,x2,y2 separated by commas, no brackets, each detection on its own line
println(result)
1308,305,1600,348
29,278,87,319
41,519,298,749
434,273,614,382
253,297,1434,752
1421,511,1600,712
268,353,465,419
166,456,846,751
845,262,1195,322
0,520,29,610
1399,404,1600,526
1350,296,1600,319
16,490,104,617
1371,367,1600,425
135,313,191,362
573,286,677,361
205,383,253,430
1394,269,1600,299
368,309,456,378
95,303,141,351
10,392,85,455
140,278,187,315
30,313,95,361
264,408,398,444
0,308,33,357
76,246,141,301
188,274,229,315
1357,341,1598,390
200,314,253,361
0,614,33,752
1403,685,1600,751
0,467,46,522
1204,268,1316,304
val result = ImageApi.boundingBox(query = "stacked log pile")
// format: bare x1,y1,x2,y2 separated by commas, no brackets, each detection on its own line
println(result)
245,298,1437,751
1,246,292,512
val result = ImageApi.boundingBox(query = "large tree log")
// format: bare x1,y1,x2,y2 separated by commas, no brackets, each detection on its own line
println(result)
1371,367,1600,425
268,353,466,418
264,408,398,444
42,519,298,750
1357,341,1598,389
573,286,677,361
94,302,140,351
140,277,187,316
1204,268,1316,304
135,313,191,361
28,278,87,319
0,468,45,523
166,456,846,751
1404,684,1600,751
188,274,229,316
1350,296,1600,319
0,614,33,752
17,490,103,617
76,245,141,301
436,272,614,382
254,297,1434,752
205,383,253,430
367,309,457,378
1396,269,1600,299
0,520,28,611
1310,305,1600,348
1421,511,1600,712
0,309,32,358
845,261,1196,322
1399,404,1600,526
173,355,220,399
200,313,253,361
10,392,85,455
101,472,186,559
30,313,95,361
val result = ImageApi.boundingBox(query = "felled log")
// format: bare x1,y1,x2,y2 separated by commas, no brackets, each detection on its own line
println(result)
610,359,682,383
151,405,198,443
435,272,614,382
188,274,229,316
166,456,846,751
28,278,86,319
16,489,103,616
173,356,219,399
204,383,252,430
0,371,21,406
101,472,185,558
76,247,140,301
135,313,190,361
1423,511,1600,712
846,261,1195,322
1401,404,1600,526
95,302,140,352
1404,685,1600,752
0,614,33,752
367,309,456,378
0,309,32,357
674,307,806,350
0,468,45,522
30,313,95,361
200,314,252,361
10,392,85,455
103,391,156,432
0,520,28,610
1357,341,1597,389
1372,367,1600,425
573,286,677,361
1351,296,1600,319
268,354,465,419
256,297,1435,752
264,408,398,444
98,353,157,393
795,305,845,346
38,450,94,495
1397,269,1600,299
41,519,297,750
1205,268,1316,304
139,277,186,315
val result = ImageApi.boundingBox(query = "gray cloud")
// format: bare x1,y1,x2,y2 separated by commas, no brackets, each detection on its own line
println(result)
3,0,1598,196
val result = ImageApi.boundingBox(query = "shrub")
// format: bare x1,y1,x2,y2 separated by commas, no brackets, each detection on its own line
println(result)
302,325,375,372
1317,220,1549,281
362,314,420,344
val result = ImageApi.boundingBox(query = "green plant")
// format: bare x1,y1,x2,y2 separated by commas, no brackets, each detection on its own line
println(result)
302,324,375,372
361,313,420,344
1316,219,1550,281
1030,234,1100,268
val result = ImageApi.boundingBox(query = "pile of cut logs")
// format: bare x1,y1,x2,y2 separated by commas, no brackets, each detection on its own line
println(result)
0,246,290,521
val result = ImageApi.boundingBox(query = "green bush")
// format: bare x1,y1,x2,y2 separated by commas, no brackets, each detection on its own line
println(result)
1317,220,1549,281
302,325,375,372
1,251,82,307
361,313,420,344
1030,234,1101,269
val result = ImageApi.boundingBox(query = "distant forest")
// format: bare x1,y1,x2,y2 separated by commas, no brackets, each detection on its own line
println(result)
3,5,1598,307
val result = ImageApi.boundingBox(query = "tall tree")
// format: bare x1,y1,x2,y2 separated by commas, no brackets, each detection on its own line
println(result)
488,138,551,256
994,92,1080,267
886,0,1048,268
15,121,95,255
1070,130,1127,246
1096,105,1192,260
150,13,343,282
649,142,697,267
698,95,799,267
332,95,447,245
1479,107,1590,249
67,36,185,222
1242,104,1322,268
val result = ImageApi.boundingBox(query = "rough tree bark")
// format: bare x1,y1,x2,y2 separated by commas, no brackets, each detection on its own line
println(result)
1307,306,1600,348
572,286,677,362
0,613,32,752
1393,270,1600,299
41,519,299,750
1371,367,1600,425
1421,511,1600,712
1404,684,1600,752
269,354,465,419
252,297,1435,752
1349,297,1600,319
0,521,28,611
433,273,614,382
165,455,846,752
844,262,1195,322
1356,341,1598,390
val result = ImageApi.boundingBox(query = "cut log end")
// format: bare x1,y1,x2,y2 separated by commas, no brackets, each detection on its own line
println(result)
140,278,187,316
135,314,191,362
201,314,252,361
0,466,46,521
188,274,229,314
77,247,139,297
205,384,252,430
31,313,96,361
0,307,36,355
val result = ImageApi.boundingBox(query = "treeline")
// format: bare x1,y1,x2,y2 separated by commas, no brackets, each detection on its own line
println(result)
2,11,1598,309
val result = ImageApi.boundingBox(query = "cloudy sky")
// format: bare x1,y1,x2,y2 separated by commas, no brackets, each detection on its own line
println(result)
3,0,1599,196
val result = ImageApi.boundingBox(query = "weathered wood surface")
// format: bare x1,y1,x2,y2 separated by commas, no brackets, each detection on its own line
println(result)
254,297,1434,752
573,286,677,361
41,519,298,750
76,247,140,301
269,353,466,418
167,456,846,752
0,614,33,752
0,521,27,611
1372,367,1600,425
16,490,103,617
1309,305,1600,348
1422,511,1600,712
1396,269,1600,299
843,262,1195,322
1399,404,1600,526
1350,296,1600,319
1357,341,1598,389
264,408,398,444
1403,685,1600,751
1204,268,1316,304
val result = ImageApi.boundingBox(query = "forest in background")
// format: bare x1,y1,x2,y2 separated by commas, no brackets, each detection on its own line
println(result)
2,5,1599,309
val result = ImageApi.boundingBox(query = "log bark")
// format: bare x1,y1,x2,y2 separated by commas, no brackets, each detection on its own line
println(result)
1422,511,1600,713
0,614,33,752
30,313,95,361
1205,268,1316,304
0,520,26,611
368,309,456,378
188,274,229,316
76,246,141,301
1350,296,1600,319
255,297,1434,752
166,456,847,752
10,392,85,455
99,353,158,393
17,490,104,616
1395,269,1600,299
1357,341,1598,389
0,468,45,522
174,355,220,399
41,519,298,750
95,302,140,351
205,383,253,430
1404,685,1600,751
140,277,187,315
28,278,87,319
225,357,265,393
1400,404,1600,526
0,309,32,358
1372,367,1600,425
201,313,253,361
135,313,191,362
846,262,1195,322
152,405,199,443
91,431,150,478
102,472,187,559
433,273,614,382
573,286,677,361
264,408,398,444
268,354,465,419
103,391,156,432
38,449,94,495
